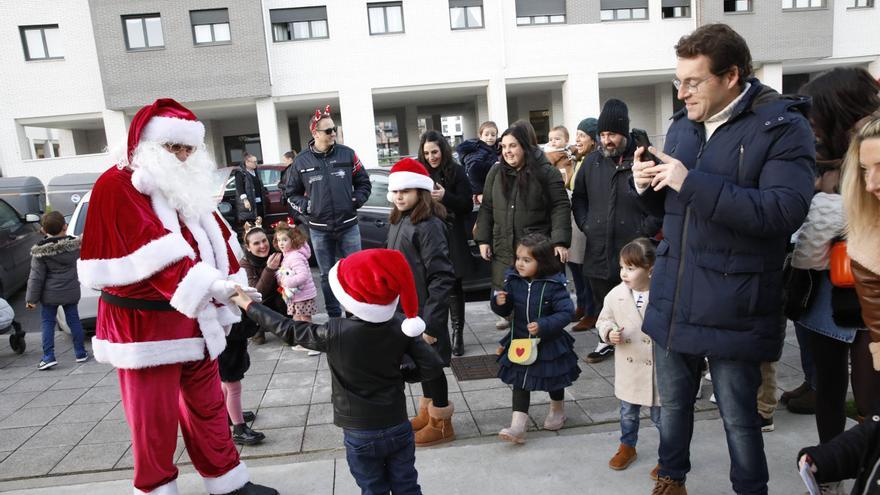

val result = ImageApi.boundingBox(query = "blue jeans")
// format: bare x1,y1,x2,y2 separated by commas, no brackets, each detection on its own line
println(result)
656,349,768,495
793,322,816,390
620,400,661,448
567,262,596,316
41,303,87,362
343,421,421,495
310,225,361,317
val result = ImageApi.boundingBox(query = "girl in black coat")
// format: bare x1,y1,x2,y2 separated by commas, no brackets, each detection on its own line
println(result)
419,130,474,356
387,158,457,448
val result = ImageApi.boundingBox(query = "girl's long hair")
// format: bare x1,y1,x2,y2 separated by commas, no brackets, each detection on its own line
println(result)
418,130,456,185
842,117,880,239
498,125,541,201
389,189,447,225
518,233,562,278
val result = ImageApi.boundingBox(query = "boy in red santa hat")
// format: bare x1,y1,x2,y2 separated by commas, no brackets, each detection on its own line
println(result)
78,98,277,495
229,248,444,494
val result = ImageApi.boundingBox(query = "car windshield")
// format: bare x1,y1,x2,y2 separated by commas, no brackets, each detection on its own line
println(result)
364,173,391,207
73,201,89,236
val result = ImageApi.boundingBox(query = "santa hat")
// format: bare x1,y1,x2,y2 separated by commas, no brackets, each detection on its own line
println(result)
328,249,426,337
127,98,205,160
386,157,435,202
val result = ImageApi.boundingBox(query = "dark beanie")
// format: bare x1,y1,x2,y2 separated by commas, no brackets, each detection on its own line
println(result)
597,99,630,136
577,118,598,140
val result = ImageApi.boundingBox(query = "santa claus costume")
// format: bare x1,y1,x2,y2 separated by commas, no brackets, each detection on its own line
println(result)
78,99,277,495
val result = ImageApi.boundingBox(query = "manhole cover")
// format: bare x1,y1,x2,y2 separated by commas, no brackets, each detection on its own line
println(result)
450,354,499,381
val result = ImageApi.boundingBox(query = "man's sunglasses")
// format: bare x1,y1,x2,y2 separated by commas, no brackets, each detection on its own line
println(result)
165,143,195,153
317,126,337,136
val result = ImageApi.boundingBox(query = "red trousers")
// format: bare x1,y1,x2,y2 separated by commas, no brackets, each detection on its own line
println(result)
119,356,247,494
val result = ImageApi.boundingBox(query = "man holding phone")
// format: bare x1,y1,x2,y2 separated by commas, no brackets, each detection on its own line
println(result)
632,24,815,495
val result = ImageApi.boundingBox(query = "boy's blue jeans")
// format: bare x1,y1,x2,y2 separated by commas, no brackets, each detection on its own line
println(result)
620,400,661,447
41,303,87,362
343,421,421,495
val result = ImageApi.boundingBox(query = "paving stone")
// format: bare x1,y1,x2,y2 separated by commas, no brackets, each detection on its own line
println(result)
103,401,126,421
49,402,115,425
267,371,315,390
22,388,89,408
251,405,309,429
20,422,97,449
239,426,304,457
248,345,283,362
246,360,276,376
0,366,36,380
274,355,320,373
80,420,131,445
67,362,113,375
311,384,332,403
241,373,271,391
564,377,615,401
586,358,616,378
301,423,343,452
73,386,121,404
51,441,129,474
462,387,511,411
0,445,70,479
527,401,593,430
577,396,621,424
241,389,265,411
0,405,65,429
457,377,507,392
260,387,313,407
0,427,40,451
472,407,538,436
0,379,19,392
95,373,119,388
451,412,480,439
49,373,107,390
306,403,333,426
4,376,60,394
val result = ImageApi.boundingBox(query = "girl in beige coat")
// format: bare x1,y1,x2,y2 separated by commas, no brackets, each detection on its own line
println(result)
596,238,660,476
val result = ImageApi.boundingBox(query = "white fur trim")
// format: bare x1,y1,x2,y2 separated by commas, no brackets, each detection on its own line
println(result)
134,479,179,494
202,462,249,494
170,262,222,318
150,193,181,233
198,304,229,359
328,262,397,323
388,170,434,193
93,337,205,369
141,116,205,147
229,268,248,287
401,317,426,337
198,213,230,275
78,233,195,290
216,303,242,328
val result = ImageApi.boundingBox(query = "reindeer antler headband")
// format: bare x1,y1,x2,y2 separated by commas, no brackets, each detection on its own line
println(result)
310,105,332,132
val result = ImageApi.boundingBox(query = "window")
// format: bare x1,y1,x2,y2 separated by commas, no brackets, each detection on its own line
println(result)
847,0,874,7
0,201,21,230
724,0,752,12
190,9,230,44
600,1,648,21
661,0,691,18
515,0,565,25
368,2,404,35
123,14,164,50
270,6,329,41
19,25,63,60
450,0,483,29
783,0,825,8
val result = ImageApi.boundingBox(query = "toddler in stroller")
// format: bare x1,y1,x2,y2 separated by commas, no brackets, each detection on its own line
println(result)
0,298,26,354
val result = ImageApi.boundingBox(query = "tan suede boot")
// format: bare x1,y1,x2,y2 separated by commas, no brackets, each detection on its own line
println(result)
608,443,638,470
410,397,432,432
498,411,529,444
414,403,455,447
543,400,566,430
651,476,687,495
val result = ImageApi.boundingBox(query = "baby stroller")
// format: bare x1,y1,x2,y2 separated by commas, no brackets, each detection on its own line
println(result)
0,298,26,354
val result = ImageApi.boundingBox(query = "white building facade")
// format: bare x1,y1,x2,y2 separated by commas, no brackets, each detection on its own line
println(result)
1,0,879,186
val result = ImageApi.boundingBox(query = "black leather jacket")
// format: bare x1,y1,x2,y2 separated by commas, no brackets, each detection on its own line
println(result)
245,303,444,430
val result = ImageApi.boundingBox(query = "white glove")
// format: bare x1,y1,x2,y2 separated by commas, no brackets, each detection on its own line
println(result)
209,280,237,302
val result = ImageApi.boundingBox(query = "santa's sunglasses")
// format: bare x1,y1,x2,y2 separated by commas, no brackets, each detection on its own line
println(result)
317,126,337,135
165,143,195,153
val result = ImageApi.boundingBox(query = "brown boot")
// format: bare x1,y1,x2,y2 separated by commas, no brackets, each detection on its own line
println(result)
414,403,455,447
651,476,687,495
572,306,585,322
572,315,598,332
410,397,432,432
498,411,529,444
608,443,638,470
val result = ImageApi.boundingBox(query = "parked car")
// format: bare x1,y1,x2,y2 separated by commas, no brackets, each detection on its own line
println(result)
0,199,42,299
218,164,288,235
58,191,98,333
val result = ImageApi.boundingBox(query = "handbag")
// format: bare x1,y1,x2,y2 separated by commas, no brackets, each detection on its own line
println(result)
507,283,546,366
829,239,855,288
782,252,816,321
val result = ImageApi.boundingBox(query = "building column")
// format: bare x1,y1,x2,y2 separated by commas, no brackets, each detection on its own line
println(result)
256,97,281,164
487,75,509,129
476,94,489,127
338,86,378,166
102,109,128,155
276,109,291,160
756,63,783,92
562,72,600,138
550,89,564,128
404,104,419,156
297,114,312,151
654,82,675,138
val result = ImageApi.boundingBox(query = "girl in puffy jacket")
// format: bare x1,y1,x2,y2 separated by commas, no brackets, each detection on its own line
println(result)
275,223,319,321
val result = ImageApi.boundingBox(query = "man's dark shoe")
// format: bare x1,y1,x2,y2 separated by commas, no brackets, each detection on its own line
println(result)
228,411,256,426
215,482,279,495
760,416,774,432
786,388,816,415
585,343,614,364
572,306,585,322
651,476,687,495
572,315,598,332
780,381,811,404
232,424,265,445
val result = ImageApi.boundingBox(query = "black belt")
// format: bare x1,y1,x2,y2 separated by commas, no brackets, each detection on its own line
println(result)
100,291,175,311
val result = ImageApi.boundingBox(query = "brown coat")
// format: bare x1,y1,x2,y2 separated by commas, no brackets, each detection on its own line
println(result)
596,282,659,406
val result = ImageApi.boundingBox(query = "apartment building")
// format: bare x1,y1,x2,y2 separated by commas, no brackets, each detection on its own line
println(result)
1,0,878,185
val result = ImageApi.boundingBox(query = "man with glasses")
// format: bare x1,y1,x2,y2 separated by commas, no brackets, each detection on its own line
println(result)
282,105,371,318
631,24,815,495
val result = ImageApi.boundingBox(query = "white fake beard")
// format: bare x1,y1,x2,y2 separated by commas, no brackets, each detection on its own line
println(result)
131,141,219,220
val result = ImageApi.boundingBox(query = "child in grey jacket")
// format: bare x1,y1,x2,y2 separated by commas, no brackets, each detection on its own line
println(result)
25,211,88,370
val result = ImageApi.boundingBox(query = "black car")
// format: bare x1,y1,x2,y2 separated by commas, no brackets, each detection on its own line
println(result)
0,199,43,298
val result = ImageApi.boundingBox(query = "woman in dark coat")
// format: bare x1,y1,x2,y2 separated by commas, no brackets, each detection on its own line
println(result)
418,130,474,356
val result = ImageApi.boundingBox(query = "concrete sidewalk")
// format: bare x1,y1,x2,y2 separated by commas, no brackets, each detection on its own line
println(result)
1,411,842,494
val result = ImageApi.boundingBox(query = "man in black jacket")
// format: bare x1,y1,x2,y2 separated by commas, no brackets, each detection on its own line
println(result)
233,153,267,233
281,106,372,317
572,99,662,363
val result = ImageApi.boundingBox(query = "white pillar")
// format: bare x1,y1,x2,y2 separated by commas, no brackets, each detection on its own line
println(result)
756,63,783,92
476,93,489,129
404,104,420,156
487,75,509,129
277,110,291,161
338,86,378,167
550,89,564,129
256,97,281,164
562,72,601,138
654,82,674,137
297,113,312,151
868,56,880,79
56,129,76,156
102,109,128,153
